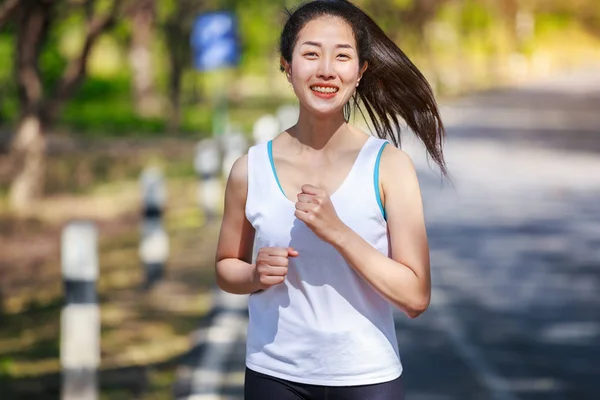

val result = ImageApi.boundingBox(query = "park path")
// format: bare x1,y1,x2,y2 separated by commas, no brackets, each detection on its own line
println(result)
174,68,600,400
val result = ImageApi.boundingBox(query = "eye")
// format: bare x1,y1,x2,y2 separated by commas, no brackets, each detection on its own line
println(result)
304,52,318,58
337,54,351,60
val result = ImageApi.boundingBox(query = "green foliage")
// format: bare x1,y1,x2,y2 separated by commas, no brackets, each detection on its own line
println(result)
38,44,69,92
0,35,13,81
0,34,16,122
235,0,282,73
459,0,495,34
59,76,214,137
1,0,600,137
391,0,413,9
0,357,13,376
535,11,574,35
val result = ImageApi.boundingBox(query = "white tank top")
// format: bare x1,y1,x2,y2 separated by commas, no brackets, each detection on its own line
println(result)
245,135,402,386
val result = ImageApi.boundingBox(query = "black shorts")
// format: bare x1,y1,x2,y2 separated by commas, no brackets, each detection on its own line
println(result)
244,367,405,400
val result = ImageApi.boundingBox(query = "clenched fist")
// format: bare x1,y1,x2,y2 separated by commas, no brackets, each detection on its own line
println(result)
254,247,299,290
294,184,347,244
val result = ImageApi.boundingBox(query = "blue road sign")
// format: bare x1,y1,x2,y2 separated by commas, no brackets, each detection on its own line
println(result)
191,12,240,71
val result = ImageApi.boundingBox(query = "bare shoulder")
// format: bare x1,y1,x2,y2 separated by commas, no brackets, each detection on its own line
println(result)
228,153,249,184
226,153,249,199
380,144,417,177
377,144,424,224
379,144,421,197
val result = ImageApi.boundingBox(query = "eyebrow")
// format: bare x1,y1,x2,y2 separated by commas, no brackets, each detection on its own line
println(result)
301,41,354,50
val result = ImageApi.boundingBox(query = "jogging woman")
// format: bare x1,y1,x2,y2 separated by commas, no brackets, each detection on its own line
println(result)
215,1,446,398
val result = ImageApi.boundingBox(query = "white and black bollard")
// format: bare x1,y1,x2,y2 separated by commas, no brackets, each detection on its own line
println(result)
188,291,248,397
194,139,222,222
252,114,280,144
139,166,169,289
220,129,249,179
60,221,100,400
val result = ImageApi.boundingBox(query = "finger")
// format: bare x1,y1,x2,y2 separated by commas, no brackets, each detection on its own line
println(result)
260,275,285,287
297,193,316,203
262,265,288,276
265,255,290,267
256,252,287,267
295,201,314,213
301,184,324,196
294,209,310,223
261,247,291,257
287,247,299,257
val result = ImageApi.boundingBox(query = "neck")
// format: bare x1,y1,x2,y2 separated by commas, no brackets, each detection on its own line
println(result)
289,107,349,150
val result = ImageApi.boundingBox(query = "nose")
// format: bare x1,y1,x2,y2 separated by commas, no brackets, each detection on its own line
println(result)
316,57,336,80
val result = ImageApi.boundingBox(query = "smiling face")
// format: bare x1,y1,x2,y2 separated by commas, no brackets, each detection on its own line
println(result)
282,16,367,117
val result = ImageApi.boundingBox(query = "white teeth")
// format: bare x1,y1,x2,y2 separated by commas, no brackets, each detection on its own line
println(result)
311,86,338,94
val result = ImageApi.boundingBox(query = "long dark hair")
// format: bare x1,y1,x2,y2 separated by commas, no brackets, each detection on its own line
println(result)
279,0,447,175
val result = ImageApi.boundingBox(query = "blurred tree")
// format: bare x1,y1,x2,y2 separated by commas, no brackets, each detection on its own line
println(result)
358,0,447,39
0,0,19,27
162,0,203,133
127,0,162,117
359,0,449,90
4,0,132,213
532,0,600,36
0,0,19,125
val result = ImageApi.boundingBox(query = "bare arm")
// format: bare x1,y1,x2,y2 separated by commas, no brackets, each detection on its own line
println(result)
214,155,260,294
330,147,431,318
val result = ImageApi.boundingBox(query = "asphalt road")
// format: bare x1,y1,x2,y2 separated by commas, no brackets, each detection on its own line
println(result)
175,69,600,400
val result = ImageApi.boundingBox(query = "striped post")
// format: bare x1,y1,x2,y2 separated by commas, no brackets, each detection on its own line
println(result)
188,290,248,397
252,114,279,145
194,139,222,222
140,166,169,289
60,221,100,400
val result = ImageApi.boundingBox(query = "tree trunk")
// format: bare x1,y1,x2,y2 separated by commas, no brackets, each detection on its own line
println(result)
164,0,194,134
129,0,161,118
165,17,183,133
167,56,182,134
8,113,47,213
7,0,52,212
7,0,122,212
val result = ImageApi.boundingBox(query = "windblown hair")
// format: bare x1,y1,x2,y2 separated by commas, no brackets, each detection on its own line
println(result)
279,0,447,175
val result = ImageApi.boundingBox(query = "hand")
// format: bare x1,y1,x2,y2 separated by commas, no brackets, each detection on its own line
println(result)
254,247,298,290
294,184,347,244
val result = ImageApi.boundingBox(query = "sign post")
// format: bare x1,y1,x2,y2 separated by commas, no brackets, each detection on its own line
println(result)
191,11,240,136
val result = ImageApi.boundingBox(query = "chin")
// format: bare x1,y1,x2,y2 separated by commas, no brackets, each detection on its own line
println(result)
304,102,346,118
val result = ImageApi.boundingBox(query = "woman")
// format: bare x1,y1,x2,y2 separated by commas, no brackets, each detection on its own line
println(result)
215,1,446,398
